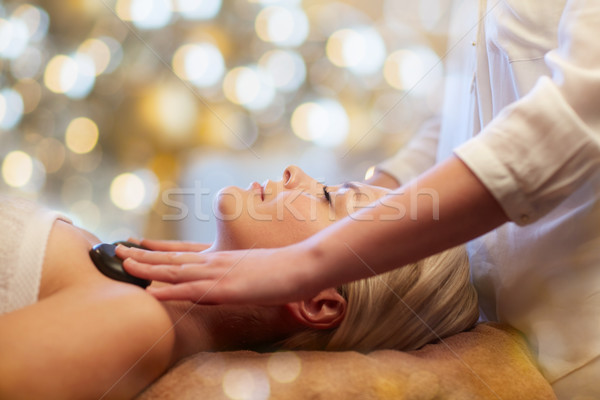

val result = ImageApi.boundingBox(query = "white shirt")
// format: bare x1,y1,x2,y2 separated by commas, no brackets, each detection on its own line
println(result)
379,0,600,396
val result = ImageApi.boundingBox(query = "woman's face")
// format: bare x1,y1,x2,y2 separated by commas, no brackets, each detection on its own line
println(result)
215,165,391,249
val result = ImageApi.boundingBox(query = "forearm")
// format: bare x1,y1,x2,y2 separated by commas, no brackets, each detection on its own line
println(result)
303,156,508,288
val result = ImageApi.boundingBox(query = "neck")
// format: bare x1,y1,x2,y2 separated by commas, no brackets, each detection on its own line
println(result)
163,301,297,363
161,298,300,366
159,242,302,365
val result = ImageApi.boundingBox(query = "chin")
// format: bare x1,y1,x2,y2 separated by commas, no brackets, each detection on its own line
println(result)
215,186,244,221
212,188,253,250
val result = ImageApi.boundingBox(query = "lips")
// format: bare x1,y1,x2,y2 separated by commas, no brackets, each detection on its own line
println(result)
251,181,264,201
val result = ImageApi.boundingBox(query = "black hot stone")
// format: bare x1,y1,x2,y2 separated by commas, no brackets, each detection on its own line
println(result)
89,243,151,288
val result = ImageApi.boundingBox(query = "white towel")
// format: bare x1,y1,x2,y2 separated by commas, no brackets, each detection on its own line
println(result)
0,195,70,315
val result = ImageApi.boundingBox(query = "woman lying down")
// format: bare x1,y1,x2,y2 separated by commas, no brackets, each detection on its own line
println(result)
0,166,478,399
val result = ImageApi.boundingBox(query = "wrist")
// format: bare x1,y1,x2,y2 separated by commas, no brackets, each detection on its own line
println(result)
287,239,329,299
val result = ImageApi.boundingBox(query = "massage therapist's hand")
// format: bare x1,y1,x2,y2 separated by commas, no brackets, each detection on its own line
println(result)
116,245,324,305
127,238,212,252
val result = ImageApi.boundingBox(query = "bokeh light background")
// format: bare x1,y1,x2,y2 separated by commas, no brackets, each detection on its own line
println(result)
0,0,450,243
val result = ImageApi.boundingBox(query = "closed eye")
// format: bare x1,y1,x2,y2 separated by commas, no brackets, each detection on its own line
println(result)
323,185,331,204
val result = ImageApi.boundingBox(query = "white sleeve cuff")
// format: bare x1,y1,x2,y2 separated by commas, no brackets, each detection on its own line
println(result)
455,78,600,226
454,139,534,225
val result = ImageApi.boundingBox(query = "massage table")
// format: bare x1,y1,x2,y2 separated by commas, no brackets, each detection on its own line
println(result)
137,323,556,399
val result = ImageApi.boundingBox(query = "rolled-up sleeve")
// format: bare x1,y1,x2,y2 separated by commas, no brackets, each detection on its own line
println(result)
455,0,600,225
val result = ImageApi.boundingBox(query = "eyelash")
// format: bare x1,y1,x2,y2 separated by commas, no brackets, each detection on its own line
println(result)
323,186,331,204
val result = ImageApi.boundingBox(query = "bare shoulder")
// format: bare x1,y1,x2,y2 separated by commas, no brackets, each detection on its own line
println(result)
0,220,177,399
40,219,103,297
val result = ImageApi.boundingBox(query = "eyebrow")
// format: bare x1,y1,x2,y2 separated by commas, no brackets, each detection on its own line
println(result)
341,181,360,192
339,182,363,204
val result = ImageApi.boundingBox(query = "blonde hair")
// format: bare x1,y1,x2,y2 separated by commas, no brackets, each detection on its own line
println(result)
279,246,478,352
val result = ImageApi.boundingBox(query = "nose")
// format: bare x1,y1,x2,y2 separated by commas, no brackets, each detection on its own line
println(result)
283,165,313,189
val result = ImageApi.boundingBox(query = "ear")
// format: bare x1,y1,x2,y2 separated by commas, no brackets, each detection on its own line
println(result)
285,288,347,330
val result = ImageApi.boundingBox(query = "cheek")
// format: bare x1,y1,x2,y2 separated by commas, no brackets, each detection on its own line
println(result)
265,196,332,245
218,217,320,249
217,192,334,249
269,218,330,246
244,204,333,248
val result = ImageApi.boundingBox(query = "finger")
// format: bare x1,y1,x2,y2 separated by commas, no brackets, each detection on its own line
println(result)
139,239,187,251
122,258,216,283
146,281,234,304
147,282,214,302
140,239,211,252
126,237,142,245
116,245,204,265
